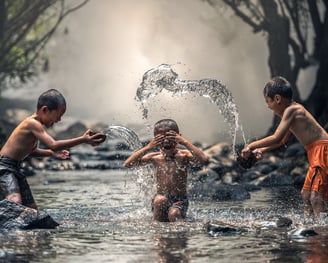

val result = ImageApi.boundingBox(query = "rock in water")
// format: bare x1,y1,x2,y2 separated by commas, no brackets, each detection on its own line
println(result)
205,222,241,237
0,199,59,230
288,228,318,238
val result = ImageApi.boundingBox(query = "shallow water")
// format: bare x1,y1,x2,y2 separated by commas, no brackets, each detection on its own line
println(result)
1,169,328,263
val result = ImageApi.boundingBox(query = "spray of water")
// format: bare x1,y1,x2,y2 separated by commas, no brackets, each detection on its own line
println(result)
104,125,143,151
136,64,246,155
103,125,156,208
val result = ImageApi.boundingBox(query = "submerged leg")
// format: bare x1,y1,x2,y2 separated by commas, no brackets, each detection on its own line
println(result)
168,207,183,222
310,190,325,219
301,189,313,216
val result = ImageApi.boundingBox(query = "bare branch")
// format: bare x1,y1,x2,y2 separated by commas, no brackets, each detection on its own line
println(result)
221,0,265,32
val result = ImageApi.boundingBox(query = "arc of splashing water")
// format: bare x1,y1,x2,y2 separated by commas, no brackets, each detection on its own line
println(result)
103,125,143,151
135,64,245,155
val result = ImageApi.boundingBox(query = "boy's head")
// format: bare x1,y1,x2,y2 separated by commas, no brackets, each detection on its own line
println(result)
37,89,66,111
263,76,293,100
154,119,179,135
37,89,66,128
154,119,179,151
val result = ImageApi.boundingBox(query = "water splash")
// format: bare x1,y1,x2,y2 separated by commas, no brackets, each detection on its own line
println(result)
103,125,143,151
136,64,246,154
102,125,156,205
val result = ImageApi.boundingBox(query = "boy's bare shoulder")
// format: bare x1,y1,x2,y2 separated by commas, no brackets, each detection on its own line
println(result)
283,102,305,117
19,115,42,131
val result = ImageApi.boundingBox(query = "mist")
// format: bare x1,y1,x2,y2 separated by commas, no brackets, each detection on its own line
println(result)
3,0,314,145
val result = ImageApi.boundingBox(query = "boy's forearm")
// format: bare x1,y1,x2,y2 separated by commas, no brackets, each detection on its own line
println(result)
30,148,53,157
182,140,208,165
47,136,86,151
124,145,151,167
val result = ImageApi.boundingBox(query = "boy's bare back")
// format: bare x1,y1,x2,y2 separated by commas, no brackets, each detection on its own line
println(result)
280,102,328,146
0,116,40,161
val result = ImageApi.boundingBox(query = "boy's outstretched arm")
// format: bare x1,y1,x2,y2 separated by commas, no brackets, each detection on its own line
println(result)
31,118,104,151
124,135,163,168
241,106,296,158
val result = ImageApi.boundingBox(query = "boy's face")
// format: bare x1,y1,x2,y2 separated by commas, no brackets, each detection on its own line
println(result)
154,127,177,151
264,94,280,112
43,104,66,128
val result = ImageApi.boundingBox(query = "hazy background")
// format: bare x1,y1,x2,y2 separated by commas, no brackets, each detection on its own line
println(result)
3,0,315,145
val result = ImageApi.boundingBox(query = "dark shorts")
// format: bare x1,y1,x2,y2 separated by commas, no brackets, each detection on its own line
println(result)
0,156,35,205
152,194,189,219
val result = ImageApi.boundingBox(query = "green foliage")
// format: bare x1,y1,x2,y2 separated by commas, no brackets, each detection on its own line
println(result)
0,0,89,93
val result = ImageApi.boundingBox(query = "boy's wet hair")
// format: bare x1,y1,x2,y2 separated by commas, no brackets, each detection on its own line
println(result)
154,119,179,134
37,89,66,110
263,76,293,99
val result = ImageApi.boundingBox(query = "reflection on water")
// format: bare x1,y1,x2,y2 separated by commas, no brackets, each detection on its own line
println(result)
1,169,328,262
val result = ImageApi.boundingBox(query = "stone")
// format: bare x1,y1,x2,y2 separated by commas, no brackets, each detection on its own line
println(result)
0,200,59,230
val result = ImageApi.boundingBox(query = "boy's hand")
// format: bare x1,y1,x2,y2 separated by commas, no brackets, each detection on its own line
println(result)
85,130,107,146
253,149,263,160
148,134,165,149
165,130,184,144
241,147,263,160
241,146,252,159
53,149,70,159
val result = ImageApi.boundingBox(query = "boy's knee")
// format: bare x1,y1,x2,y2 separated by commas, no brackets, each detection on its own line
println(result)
6,193,22,204
154,195,169,206
168,208,182,222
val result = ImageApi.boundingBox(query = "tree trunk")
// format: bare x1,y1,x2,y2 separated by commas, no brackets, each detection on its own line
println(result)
260,0,300,134
305,9,328,129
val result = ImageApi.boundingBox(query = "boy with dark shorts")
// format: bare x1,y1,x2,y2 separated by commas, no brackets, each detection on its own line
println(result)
124,119,208,222
241,77,328,219
0,89,105,210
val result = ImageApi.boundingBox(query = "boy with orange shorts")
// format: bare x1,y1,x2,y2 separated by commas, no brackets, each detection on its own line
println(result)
241,77,328,219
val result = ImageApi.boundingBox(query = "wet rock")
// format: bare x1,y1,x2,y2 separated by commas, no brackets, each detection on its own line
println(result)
276,217,293,227
212,184,251,201
259,216,293,228
0,200,59,230
284,143,306,158
253,171,293,187
205,221,243,237
288,228,318,238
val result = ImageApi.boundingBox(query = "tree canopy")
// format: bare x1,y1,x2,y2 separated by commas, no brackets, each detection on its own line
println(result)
0,0,88,93
205,0,328,130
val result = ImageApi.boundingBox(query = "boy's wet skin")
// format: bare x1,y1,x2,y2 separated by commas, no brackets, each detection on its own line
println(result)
125,119,208,222
0,89,106,210
241,76,328,219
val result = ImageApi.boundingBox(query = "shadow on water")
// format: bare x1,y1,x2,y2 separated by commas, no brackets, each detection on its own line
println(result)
1,169,328,262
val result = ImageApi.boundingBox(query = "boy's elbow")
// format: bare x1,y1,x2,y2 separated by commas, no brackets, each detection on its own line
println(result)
124,160,135,168
199,155,209,166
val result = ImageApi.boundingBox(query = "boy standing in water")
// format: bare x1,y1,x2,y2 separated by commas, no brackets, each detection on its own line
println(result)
241,76,328,219
124,119,208,222
0,89,106,210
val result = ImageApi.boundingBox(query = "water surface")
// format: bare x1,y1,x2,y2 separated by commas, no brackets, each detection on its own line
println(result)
1,169,327,263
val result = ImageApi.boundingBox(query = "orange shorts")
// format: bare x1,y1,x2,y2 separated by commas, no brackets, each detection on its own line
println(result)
302,140,328,202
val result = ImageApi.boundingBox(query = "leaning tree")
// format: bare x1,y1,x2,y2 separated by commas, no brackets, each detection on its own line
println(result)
205,0,328,132
0,0,89,94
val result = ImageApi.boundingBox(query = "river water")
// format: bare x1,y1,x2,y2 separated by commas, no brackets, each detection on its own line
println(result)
1,169,327,263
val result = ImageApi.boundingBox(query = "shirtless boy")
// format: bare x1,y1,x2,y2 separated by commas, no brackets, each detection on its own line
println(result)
124,119,208,222
241,76,328,219
0,89,105,210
